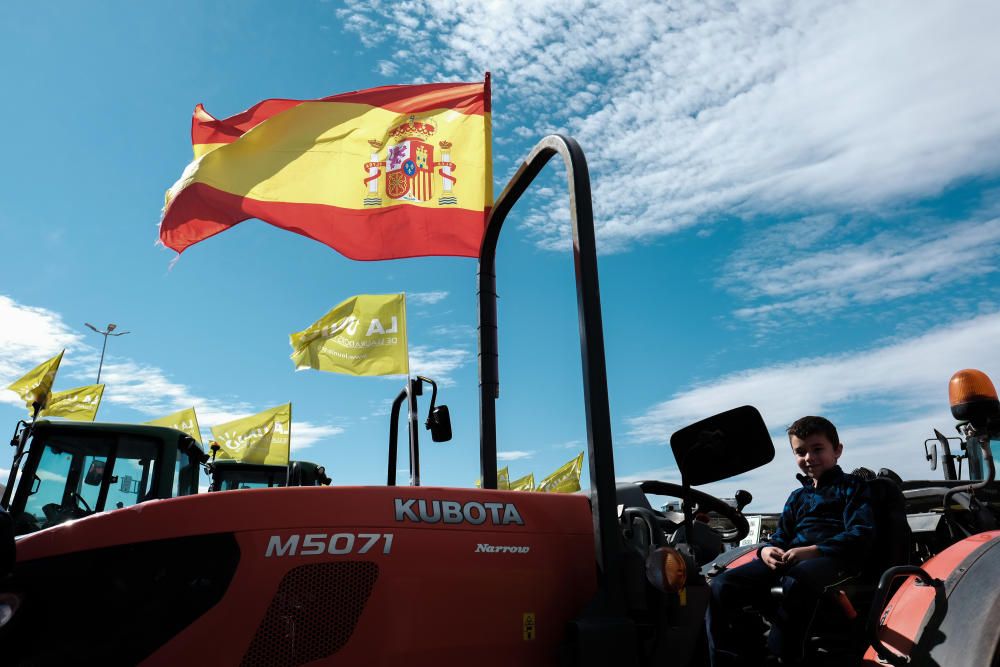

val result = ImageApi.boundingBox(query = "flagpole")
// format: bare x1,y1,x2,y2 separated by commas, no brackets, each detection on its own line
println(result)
402,293,420,486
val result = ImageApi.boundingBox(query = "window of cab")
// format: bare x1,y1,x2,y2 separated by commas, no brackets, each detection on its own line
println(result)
18,431,163,533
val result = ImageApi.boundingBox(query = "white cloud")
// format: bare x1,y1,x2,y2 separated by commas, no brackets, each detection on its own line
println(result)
553,439,582,450
497,450,535,461
292,421,345,449
376,59,398,77
428,323,476,340
726,215,1000,323
342,0,1000,252
408,291,449,306
409,345,471,385
0,295,84,405
626,311,1000,445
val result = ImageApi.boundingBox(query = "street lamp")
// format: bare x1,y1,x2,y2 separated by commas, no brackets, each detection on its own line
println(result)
85,322,130,384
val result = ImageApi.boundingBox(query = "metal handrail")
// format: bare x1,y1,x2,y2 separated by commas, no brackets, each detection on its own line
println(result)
867,565,942,665
477,134,624,613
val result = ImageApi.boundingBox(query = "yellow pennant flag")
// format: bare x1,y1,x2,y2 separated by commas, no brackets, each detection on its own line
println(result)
7,350,64,412
537,452,584,493
211,403,291,466
39,384,104,421
476,466,511,489
498,466,510,490
290,294,408,376
146,407,202,443
510,473,535,492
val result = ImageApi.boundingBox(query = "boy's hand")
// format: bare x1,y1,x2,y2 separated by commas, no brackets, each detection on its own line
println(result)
782,545,821,565
760,546,786,570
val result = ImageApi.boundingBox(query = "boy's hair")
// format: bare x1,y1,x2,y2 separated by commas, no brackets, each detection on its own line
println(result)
787,415,840,447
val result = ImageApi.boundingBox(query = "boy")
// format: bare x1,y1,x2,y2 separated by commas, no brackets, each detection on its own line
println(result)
706,416,874,666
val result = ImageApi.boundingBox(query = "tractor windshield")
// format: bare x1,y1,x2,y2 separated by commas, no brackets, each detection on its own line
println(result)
13,428,201,534
20,431,160,532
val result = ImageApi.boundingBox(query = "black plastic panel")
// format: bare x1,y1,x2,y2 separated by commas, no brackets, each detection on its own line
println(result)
0,532,240,666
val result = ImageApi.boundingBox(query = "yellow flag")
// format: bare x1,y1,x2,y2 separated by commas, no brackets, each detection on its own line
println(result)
7,350,64,412
510,473,535,492
476,467,511,489
290,294,408,376
537,452,584,493
498,466,510,490
146,407,202,443
38,384,104,421
211,403,291,465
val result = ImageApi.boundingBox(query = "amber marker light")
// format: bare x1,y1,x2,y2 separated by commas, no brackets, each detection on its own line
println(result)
645,546,688,593
949,369,1000,425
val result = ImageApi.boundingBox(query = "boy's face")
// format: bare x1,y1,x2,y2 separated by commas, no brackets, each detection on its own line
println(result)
790,433,842,481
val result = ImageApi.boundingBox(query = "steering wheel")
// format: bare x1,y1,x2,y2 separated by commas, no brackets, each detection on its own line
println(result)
638,480,750,543
72,492,93,514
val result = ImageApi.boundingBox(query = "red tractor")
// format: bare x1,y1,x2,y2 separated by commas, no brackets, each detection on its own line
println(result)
0,135,996,666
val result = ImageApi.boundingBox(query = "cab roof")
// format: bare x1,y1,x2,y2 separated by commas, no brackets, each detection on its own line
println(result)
32,420,206,457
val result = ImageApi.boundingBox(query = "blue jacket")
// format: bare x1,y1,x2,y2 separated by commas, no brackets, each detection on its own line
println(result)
761,465,874,566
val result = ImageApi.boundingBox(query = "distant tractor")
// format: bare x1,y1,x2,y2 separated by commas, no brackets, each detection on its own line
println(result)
207,459,331,491
1,419,204,537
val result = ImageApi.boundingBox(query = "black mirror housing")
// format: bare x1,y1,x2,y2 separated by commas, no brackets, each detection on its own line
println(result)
669,405,774,486
427,405,452,443
84,460,106,486
925,440,938,471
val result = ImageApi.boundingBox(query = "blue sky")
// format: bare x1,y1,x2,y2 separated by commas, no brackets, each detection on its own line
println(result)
2,0,999,510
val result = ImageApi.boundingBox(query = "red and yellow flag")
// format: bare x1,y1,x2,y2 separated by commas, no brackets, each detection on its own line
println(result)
160,79,493,260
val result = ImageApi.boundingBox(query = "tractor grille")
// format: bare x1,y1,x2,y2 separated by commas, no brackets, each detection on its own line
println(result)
241,561,379,667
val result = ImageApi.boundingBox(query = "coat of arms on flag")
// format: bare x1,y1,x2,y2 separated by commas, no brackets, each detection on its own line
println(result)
364,117,458,207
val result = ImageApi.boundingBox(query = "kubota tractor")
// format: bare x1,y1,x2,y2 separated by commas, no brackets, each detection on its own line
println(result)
0,135,997,667
0,135,778,666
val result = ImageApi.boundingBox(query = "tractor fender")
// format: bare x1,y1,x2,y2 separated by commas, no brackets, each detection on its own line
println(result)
864,530,1000,666
701,543,760,578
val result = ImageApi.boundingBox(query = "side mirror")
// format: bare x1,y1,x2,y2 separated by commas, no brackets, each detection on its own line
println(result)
924,439,938,471
670,405,774,486
426,405,452,443
84,460,106,486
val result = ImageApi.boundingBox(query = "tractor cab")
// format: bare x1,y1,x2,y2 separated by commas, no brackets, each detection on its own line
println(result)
1,420,204,535
207,459,331,491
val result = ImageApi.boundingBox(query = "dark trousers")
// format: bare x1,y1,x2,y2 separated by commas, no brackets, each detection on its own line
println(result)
706,556,847,666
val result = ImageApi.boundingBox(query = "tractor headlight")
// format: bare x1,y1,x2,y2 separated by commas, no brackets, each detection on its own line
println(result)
645,546,688,593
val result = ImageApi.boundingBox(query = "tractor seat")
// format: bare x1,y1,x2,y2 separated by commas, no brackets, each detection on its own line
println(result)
769,471,912,619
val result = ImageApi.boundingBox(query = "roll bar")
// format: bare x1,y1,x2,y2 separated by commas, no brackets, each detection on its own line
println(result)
477,135,625,613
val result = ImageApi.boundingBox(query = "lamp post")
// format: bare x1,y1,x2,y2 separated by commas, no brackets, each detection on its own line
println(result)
85,322,130,384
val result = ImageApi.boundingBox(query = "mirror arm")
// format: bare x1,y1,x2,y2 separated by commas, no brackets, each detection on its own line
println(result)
943,431,995,533
681,476,694,545
934,429,957,480
387,388,408,486
417,375,438,423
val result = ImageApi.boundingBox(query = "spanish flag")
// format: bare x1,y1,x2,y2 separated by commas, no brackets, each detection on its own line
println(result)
161,79,492,260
